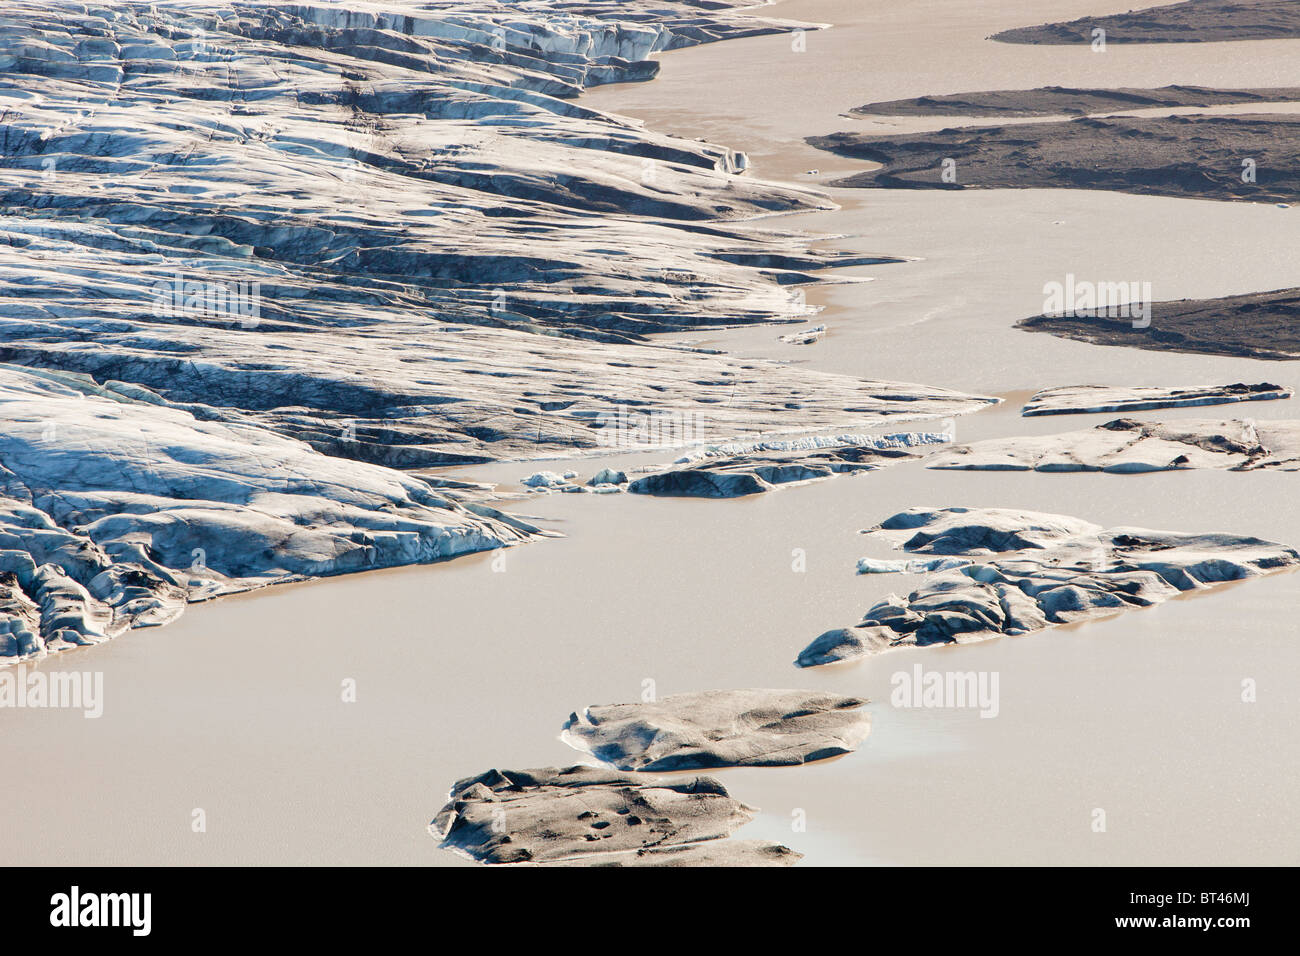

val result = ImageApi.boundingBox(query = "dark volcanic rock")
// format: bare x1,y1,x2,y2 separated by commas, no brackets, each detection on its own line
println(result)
431,765,799,866
562,689,871,771
992,0,1300,45
1018,288,1300,361
810,114,1300,203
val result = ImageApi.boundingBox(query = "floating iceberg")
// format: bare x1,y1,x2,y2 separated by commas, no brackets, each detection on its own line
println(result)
561,689,870,771
797,506,1300,667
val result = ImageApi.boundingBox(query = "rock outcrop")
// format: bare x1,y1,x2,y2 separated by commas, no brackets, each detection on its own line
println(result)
796,506,1300,667
561,689,870,771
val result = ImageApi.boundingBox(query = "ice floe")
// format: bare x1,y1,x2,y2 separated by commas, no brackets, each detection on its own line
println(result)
796,506,1299,667
561,689,870,771
1021,383,1292,417
431,765,798,866
927,418,1300,472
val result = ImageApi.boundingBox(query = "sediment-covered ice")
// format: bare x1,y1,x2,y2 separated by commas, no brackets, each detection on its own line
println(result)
927,418,1300,472
624,430,966,498
587,468,627,487
1021,383,1292,417
561,689,870,771
670,431,961,462
431,765,798,866
796,506,1300,667
627,445,906,497
543,838,798,867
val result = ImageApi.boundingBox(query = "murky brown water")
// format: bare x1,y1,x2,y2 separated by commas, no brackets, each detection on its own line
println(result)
3,0,1297,866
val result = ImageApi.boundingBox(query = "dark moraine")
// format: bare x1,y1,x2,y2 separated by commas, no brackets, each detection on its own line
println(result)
851,85,1300,119
809,113,1300,204
991,0,1300,45
1018,288,1300,361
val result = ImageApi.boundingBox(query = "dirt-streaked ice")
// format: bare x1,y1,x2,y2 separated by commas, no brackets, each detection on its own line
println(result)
1021,383,1292,417
431,765,798,866
797,506,1299,667
561,688,871,770
0,364,541,662
0,0,994,663
928,418,1300,472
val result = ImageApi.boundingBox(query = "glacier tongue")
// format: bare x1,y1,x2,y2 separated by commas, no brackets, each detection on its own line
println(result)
0,364,539,663
0,1,996,664
0,0,993,465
